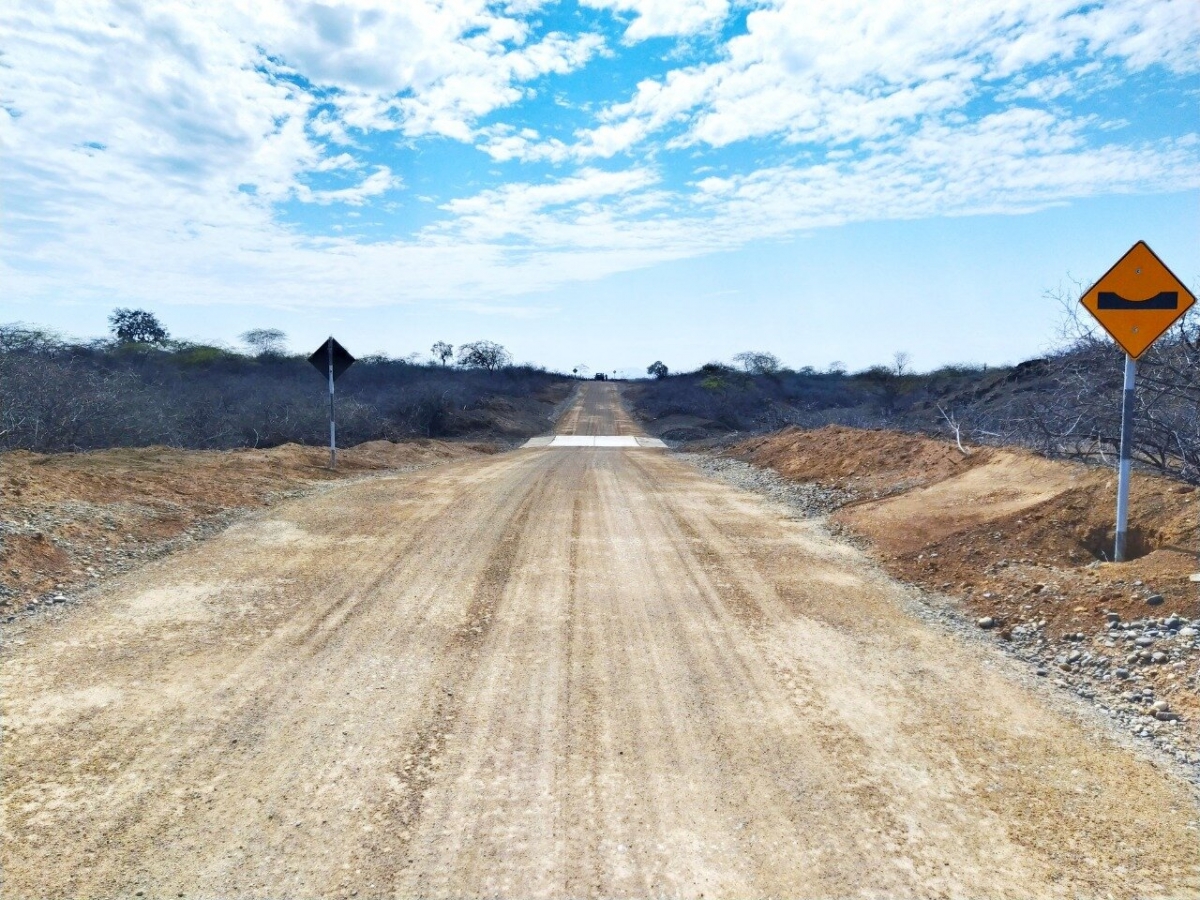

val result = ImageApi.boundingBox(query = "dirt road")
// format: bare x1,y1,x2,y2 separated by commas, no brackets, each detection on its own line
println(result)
3,384,1198,898
552,380,640,435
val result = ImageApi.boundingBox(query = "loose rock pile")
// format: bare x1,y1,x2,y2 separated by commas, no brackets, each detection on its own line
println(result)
1001,611,1197,768
678,454,857,516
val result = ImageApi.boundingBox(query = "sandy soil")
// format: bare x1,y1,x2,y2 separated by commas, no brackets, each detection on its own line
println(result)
0,440,489,615
3,387,1198,898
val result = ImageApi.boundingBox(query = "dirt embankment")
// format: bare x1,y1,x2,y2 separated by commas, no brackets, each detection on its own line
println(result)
727,425,1200,762
732,426,1198,619
0,440,490,618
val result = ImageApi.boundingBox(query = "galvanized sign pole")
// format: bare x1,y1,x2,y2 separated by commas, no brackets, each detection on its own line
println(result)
1077,241,1194,563
307,337,355,471
1113,354,1136,561
327,339,336,470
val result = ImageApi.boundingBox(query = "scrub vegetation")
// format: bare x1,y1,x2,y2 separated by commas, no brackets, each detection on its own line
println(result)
629,306,1200,484
0,317,568,452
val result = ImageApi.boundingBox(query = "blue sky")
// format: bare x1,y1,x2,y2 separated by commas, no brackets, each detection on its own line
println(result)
1,0,1197,375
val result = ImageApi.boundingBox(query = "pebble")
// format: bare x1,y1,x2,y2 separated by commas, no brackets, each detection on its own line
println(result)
977,617,996,629
678,454,856,516
1145,594,1164,606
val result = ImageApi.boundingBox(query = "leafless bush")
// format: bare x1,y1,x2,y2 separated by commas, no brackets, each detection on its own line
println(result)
943,297,1200,483
0,326,564,452
0,352,161,450
633,296,1199,484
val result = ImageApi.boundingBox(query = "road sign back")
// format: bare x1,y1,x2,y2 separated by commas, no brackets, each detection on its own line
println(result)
1080,241,1195,359
307,337,355,380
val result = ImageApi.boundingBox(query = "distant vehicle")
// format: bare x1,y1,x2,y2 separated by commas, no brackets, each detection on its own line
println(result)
593,372,608,381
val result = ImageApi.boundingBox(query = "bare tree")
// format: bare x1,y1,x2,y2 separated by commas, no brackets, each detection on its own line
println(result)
733,351,781,375
892,351,912,377
945,289,1200,484
936,403,970,455
241,328,287,356
0,324,61,354
456,340,512,371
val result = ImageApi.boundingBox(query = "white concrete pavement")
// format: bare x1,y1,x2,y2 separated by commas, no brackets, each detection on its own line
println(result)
522,435,667,449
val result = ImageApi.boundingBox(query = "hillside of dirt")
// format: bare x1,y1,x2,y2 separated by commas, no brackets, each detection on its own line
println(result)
732,426,1198,611
0,439,491,619
726,425,1200,767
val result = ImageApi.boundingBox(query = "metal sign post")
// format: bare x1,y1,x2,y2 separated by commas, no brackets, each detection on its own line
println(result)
327,339,336,469
307,337,355,470
1078,241,1195,562
1113,354,1135,562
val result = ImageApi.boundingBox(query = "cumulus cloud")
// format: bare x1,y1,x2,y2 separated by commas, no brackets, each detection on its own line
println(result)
553,0,1200,159
1,0,1197,316
296,166,400,205
581,0,730,41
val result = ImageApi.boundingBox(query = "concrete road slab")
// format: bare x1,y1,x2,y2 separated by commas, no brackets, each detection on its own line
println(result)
522,435,667,448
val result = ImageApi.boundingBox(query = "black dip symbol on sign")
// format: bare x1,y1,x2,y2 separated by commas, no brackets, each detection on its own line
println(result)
1096,291,1179,310
308,337,356,469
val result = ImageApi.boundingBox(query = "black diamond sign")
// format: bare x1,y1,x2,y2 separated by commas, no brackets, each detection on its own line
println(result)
308,337,355,381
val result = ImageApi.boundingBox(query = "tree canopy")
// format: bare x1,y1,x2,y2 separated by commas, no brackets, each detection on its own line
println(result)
456,340,512,371
241,328,287,356
109,308,168,345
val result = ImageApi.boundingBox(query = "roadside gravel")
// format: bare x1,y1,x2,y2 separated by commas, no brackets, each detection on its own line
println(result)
680,450,1200,789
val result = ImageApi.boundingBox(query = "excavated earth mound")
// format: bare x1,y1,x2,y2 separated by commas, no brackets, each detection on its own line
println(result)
728,425,1200,761
733,426,1198,615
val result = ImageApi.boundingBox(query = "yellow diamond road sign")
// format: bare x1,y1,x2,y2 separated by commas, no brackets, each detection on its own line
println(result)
1080,241,1195,359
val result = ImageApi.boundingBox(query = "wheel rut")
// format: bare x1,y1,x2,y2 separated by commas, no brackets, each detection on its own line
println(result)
3,385,1198,898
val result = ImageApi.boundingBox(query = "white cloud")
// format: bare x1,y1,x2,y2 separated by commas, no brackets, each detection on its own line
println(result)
437,167,664,244
692,113,1200,241
1,0,1197,320
0,0,614,311
478,126,573,163
549,0,1200,159
296,165,400,205
581,0,730,41
393,29,605,140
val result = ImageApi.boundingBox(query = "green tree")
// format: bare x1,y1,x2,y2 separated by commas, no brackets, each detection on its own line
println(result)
108,308,168,345
647,360,669,379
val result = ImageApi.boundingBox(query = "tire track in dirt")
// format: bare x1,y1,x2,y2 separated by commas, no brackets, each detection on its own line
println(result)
353,463,547,891
3,385,1199,898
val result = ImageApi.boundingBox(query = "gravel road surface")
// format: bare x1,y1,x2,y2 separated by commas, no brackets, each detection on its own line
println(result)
3,384,1197,898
